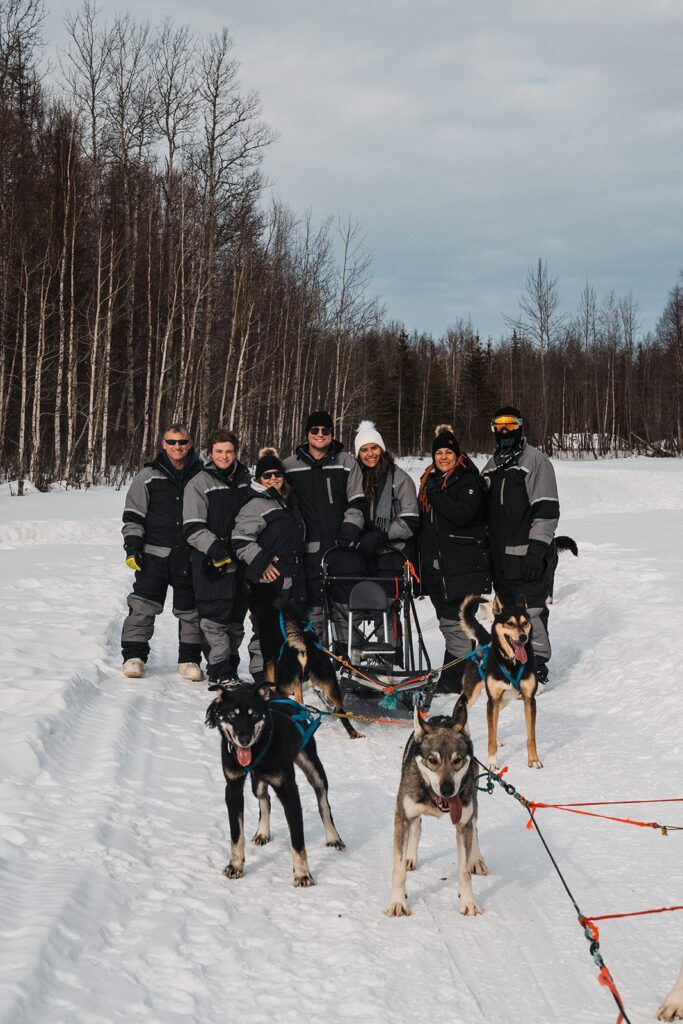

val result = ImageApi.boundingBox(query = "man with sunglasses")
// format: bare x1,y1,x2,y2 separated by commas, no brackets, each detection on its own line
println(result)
121,423,204,681
182,428,251,684
283,410,367,640
481,406,560,686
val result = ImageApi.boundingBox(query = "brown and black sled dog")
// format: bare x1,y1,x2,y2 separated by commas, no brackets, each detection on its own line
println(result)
459,593,543,770
252,592,363,740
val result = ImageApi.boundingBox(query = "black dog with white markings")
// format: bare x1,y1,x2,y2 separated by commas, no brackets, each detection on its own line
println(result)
205,681,345,886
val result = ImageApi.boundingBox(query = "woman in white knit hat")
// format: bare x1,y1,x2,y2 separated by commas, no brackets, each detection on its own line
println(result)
353,421,419,576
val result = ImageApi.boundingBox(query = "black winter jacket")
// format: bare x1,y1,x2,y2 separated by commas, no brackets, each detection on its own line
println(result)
283,440,368,596
419,459,491,604
122,450,202,571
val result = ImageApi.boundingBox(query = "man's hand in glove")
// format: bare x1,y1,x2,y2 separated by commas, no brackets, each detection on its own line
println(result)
520,541,546,582
124,541,144,572
205,540,233,576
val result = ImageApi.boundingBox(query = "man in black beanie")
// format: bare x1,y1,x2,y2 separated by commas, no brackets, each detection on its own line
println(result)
481,406,560,686
283,410,368,642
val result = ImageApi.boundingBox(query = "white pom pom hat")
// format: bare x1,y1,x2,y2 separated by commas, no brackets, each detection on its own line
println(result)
354,420,386,455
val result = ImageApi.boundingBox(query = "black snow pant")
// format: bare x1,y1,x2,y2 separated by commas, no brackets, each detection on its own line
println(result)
121,552,201,664
191,551,242,682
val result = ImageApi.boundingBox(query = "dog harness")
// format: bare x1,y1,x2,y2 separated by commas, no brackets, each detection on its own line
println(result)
277,611,322,658
468,645,525,692
269,698,323,750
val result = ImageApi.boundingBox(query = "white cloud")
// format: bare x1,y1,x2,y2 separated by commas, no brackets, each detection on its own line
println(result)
44,0,683,337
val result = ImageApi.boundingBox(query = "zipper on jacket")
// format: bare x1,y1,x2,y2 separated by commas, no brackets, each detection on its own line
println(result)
500,477,506,506
326,476,333,504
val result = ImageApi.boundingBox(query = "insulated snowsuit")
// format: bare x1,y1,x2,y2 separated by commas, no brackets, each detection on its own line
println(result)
283,440,367,639
182,460,251,680
419,458,491,686
481,441,559,662
232,483,307,678
120,450,203,665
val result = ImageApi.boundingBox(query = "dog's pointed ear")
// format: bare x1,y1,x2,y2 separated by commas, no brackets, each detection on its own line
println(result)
515,593,527,610
451,695,469,734
205,694,222,729
413,705,429,739
492,594,503,616
257,683,272,701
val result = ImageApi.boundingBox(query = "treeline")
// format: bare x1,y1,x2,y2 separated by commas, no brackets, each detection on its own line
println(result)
1,0,682,492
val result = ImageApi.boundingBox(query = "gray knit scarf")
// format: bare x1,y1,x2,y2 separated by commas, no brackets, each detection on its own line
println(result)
374,469,394,532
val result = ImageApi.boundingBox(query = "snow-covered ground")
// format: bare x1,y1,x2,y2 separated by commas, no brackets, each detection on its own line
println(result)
0,458,681,1024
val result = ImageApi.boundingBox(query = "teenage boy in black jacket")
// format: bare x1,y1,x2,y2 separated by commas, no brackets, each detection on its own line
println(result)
183,429,251,683
121,423,203,680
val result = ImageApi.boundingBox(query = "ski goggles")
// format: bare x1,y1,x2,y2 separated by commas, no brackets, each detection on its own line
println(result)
491,415,523,433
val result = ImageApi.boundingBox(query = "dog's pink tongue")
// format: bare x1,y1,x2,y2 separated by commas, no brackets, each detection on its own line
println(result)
513,641,528,664
449,796,463,824
236,746,252,767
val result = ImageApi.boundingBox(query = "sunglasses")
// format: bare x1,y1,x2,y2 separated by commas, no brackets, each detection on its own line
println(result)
164,438,190,446
491,416,522,433
309,426,332,436
262,470,283,480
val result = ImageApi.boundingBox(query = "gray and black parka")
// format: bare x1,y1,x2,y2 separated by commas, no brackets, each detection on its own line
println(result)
121,449,202,572
481,440,559,605
182,460,252,593
232,484,306,603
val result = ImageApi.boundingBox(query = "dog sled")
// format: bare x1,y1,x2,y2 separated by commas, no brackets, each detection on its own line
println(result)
320,544,433,709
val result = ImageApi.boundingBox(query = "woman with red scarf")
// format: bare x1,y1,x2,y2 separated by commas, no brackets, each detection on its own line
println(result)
418,425,491,693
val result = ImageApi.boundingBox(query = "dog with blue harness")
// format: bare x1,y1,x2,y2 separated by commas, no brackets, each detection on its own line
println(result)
459,593,543,770
253,594,364,740
205,680,346,886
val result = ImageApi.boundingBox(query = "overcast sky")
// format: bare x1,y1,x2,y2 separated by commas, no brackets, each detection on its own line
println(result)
45,0,683,340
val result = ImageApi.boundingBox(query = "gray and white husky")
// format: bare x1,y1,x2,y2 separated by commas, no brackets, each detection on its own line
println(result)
385,698,487,917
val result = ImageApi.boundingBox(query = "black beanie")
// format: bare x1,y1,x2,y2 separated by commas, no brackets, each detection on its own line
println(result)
305,409,334,433
255,448,284,478
492,405,522,420
432,423,460,461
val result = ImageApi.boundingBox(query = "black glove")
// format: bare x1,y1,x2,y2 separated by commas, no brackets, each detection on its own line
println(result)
336,522,361,549
358,528,387,557
520,541,546,582
124,538,144,572
205,540,233,576
426,471,442,494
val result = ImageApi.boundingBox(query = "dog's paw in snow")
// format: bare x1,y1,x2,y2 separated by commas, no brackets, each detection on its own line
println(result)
657,962,683,1020
251,832,271,846
528,758,543,769
469,857,488,876
459,898,484,916
223,862,244,879
326,837,346,850
293,872,315,887
487,759,499,772
405,857,417,871
385,899,411,917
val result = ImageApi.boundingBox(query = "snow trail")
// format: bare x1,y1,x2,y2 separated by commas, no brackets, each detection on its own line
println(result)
0,462,681,1023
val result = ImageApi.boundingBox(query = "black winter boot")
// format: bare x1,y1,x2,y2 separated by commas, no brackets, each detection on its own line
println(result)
536,658,549,687
436,655,466,695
